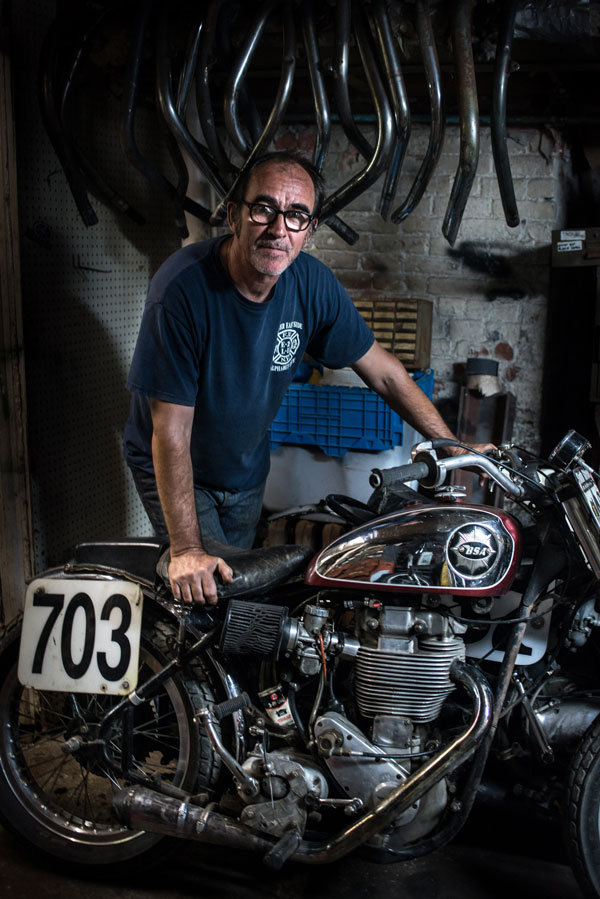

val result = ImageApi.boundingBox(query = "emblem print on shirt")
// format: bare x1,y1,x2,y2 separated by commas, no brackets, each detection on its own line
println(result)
271,321,303,372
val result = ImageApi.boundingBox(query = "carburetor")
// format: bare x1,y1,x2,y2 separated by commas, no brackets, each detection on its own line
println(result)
219,599,359,675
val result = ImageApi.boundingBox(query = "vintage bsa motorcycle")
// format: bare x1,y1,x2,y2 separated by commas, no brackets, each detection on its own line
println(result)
2,430,600,894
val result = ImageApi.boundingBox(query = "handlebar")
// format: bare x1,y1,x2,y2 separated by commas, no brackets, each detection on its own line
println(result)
371,450,525,499
369,459,434,489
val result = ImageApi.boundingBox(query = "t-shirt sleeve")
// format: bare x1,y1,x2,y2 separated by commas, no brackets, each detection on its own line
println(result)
126,301,200,406
306,266,374,368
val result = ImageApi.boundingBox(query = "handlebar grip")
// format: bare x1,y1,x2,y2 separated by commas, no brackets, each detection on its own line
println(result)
370,459,432,489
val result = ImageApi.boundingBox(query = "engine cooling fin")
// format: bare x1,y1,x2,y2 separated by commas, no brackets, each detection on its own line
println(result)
354,638,466,722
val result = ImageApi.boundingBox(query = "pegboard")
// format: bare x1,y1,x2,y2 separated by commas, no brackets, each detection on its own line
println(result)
12,1,192,570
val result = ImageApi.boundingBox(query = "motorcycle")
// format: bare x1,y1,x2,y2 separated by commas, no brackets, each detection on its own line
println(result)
1,429,600,893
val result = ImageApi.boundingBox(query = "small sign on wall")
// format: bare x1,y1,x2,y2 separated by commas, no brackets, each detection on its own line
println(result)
552,228,600,267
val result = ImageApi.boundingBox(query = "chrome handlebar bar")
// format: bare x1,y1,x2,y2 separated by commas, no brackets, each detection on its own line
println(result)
370,450,525,499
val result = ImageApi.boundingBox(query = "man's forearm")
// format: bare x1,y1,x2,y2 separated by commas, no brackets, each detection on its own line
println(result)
353,343,457,441
151,427,203,553
149,399,232,604
352,343,497,455
377,371,456,441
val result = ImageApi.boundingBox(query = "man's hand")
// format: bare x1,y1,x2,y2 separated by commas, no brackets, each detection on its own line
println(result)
443,441,498,489
168,549,234,605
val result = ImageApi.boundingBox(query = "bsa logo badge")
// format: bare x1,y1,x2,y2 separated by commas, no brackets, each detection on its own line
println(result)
446,524,499,579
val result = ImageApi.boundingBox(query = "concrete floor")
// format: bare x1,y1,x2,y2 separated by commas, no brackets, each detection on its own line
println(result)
0,820,583,899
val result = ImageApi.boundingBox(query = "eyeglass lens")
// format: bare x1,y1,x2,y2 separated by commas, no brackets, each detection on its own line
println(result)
246,202,311,231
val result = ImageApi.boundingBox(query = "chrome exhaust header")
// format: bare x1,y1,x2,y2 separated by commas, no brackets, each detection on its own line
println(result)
114,661,492,867
291,660,493,863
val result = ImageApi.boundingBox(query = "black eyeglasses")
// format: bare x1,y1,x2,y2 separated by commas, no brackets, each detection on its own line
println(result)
243,200,314,232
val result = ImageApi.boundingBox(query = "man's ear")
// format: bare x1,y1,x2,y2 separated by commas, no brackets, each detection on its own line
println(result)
226,201,239,232
303,219,318,247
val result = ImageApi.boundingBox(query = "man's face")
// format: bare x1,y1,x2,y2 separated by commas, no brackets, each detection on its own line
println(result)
228,161,317,279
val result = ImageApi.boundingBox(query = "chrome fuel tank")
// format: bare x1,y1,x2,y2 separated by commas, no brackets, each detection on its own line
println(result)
305,504,521,595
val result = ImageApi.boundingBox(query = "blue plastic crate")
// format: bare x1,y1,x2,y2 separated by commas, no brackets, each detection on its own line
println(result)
269,370,434,457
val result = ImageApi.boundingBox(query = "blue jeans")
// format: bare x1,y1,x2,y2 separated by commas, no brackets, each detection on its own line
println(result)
130,466,265,549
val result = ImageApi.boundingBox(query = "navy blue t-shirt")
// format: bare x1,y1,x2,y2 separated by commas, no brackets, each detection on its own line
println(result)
123,236,374,491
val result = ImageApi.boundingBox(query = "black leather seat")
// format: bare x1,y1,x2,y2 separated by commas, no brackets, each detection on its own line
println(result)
156,540,315,599
72,537,315,598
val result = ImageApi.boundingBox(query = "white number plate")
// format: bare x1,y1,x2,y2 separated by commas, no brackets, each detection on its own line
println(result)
18,578,144,695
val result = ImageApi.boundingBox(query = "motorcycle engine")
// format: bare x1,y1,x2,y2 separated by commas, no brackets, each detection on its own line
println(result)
353,604,467,723
220,599,467,841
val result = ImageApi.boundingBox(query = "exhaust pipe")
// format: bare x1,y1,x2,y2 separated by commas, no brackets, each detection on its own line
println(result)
113,786,273,854
491,0,520,228
442,0,480,246
292,660,492,863
391,0,444,224
114,661,491,867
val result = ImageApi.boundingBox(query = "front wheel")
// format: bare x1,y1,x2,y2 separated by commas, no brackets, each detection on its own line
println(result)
0,613,218,872
564,715,600,897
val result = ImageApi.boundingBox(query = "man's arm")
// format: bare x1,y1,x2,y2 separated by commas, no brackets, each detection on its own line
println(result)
352,341,493,452
150,398,233,604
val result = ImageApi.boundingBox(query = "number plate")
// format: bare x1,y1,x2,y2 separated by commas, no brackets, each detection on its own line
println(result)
18,578,144,695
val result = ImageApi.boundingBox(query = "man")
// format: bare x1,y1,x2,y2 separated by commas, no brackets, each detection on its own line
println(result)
124,150,470,605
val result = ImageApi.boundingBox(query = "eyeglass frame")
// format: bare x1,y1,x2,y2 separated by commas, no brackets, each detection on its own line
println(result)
242,200,315,232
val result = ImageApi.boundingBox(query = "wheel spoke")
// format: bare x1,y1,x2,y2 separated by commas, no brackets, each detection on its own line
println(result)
35,750,72,794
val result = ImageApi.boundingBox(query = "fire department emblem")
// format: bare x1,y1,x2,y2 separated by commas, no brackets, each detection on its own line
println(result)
272,327,300,369
446,524,499,579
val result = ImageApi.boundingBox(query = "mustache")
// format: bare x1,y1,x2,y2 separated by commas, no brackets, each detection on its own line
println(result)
255,239,289,251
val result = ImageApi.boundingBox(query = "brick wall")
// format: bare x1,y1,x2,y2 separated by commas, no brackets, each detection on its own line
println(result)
276,123,570,452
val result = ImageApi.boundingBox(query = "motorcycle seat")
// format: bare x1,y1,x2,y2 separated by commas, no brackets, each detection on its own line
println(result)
71,538,167,587
156,541,315,599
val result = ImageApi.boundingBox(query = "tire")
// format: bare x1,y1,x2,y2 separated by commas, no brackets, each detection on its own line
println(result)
565,715,600,897
0,612,219,872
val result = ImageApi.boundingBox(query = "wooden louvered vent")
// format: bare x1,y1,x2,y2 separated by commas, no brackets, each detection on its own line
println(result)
352,298,432,370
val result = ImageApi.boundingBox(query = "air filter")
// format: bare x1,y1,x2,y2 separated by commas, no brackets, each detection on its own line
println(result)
220,600,288,656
